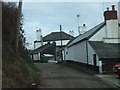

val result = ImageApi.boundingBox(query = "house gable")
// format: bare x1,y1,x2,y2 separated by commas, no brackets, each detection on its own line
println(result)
67,22,105,48
89,26,107,41
66,40,88,64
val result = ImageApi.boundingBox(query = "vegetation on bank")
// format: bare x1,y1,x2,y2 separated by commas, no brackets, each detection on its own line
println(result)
2,2,39,88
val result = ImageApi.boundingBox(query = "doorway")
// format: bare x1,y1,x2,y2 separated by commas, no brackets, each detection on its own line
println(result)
93,54,97,66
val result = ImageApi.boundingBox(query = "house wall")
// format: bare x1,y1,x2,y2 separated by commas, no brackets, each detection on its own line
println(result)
33,54,39,61
62,50,65,60
66,40,87,64
119,24,120,37
34,42,47,49
64,47,68,61
87,42,99,66
106,20,119,38
35,40,69,50
89,23,120,43
89,26,107,41
118,1,120,23
31,53,41,61
104,38,120,43
34,42,42,49
55,40,70,46
65,41,103,73
44,40,70,46
104,20,120,43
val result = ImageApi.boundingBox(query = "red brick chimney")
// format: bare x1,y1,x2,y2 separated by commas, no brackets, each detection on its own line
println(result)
104,5,117,21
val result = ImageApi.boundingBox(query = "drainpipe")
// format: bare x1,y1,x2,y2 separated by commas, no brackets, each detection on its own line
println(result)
86,41,88,64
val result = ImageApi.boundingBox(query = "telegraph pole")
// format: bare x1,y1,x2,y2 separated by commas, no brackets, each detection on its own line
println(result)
60,25,62,47
60,25,63,61
16,0,23,54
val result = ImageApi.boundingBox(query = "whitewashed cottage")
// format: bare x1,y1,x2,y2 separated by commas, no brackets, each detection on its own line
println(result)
65,5,120,74
30,30,74,62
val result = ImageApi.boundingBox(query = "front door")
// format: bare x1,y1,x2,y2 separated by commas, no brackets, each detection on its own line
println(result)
93,54,97,66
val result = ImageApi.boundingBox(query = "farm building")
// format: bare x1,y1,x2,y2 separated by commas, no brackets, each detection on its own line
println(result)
30,31,74,62
65,5,120,74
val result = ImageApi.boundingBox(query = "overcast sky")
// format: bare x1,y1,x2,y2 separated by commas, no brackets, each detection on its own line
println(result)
22,1,119,49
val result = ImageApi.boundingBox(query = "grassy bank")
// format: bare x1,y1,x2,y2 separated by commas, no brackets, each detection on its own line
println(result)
2,46,39,88
2,2,39,88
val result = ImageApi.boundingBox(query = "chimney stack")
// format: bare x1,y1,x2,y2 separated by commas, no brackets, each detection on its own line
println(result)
79,24,87,34
103,5,119,43
104,5,117,21
69,30,74,36
36,28,42,41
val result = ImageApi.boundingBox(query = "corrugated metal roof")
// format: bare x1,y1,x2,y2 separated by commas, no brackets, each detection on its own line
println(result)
67,22,106,47
43,31,74,41
89,41,120,60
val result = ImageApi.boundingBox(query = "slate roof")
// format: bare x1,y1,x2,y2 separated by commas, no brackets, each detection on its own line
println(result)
43,31,74,41
30,42,56,55
89,41,120,60
67,22,106,47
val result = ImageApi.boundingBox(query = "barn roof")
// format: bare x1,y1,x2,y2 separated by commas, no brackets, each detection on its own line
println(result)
29,42,56,55
67,22,106,47
43,31,74,41
89,41,120,60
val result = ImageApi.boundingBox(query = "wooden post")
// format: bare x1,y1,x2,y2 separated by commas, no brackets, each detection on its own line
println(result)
60,25,63,61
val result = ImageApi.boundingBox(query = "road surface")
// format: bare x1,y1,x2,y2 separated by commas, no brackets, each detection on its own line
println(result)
34,63,114,88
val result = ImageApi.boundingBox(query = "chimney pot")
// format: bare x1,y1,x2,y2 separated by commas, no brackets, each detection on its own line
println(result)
112,5,115,10
83,24,85,27
107,7,109,11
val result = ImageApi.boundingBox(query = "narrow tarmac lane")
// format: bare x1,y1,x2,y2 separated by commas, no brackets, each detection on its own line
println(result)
35,63,113,88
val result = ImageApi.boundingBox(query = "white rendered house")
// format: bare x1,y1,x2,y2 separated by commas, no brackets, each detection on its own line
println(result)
65,5,120,74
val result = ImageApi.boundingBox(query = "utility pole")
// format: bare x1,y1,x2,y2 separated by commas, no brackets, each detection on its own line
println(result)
16,0,22,54
60,25,62,47
60,25,63,61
